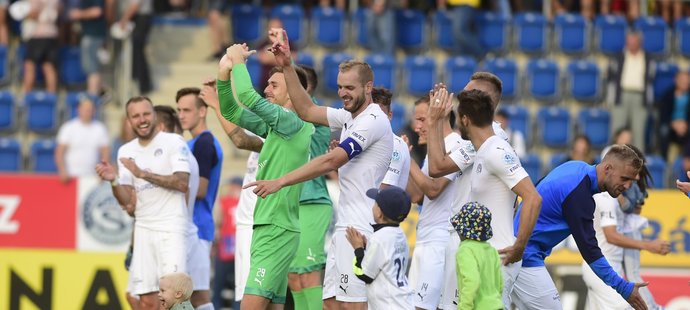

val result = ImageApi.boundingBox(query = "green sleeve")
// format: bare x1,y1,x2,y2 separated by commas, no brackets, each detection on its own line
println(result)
457,244,480,309
216,78,269,138
232,63,306,139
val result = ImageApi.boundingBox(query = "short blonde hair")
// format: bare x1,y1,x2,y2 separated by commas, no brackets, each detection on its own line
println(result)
160,272,193,301
602,144,643,172
339,60,374,86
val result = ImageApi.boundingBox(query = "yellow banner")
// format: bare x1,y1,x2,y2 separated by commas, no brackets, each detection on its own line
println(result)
547,190,690,267
0,249,130,310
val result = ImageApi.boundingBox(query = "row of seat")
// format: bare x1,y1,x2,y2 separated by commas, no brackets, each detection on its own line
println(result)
0,45,87,87
231,4,690,56
0,138,57,172
0,91,101,132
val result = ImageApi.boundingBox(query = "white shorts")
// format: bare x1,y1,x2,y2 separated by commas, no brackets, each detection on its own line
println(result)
409,242,446,309
511,266,562,310
127,227,187,295
582,261,630,310
187,237,211,291
323,230,369,303
234,225,253,301
439,231,459,309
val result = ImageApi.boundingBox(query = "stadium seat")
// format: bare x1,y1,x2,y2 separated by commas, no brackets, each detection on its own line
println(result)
245,54,261,89
395,9,426,51
635,16,669,56
25,91,58,132
30,139,57,173
514,13,548,54
391,102,407,134
537,107,571,148
521,153,542,184
0,45,7,83
595,15,627,55
432,10,454,51
330,100,343,109
675,18,690,57
653,61,679,103
353,8,369,47
484,57,518,99
0,137,21,171
231,4,263,44
645,154,667,188
404,56,436,96
578,108,610,148
672,156,690,182
445,56,476,93
312,7,345,47
65,92,100,120
322,52,353,94
477,12,509,53
59,46,87,86
364,53,396,90
526,58,559,102
554,13,588,54
295,52,314,68
0,91,15,131
271,5,305,46
550,152,568,170
567,60,600,101
500,105,530,142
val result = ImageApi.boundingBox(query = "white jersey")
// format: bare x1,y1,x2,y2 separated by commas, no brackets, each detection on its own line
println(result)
417,132,463,245
117,132,191,233
327,104,393,232
236,151,260,226
593,193,625,263
382,135,410,189
56,118,109,177
447,122,507,230
360,226,414,309
185,153,199,236
470,135,529,250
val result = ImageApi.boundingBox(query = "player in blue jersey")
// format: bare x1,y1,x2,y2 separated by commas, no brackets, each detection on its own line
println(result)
512,145,649,310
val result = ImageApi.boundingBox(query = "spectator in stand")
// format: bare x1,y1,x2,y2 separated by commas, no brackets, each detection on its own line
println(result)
207,0,230,60
658,0,683,25
212,176,243,310
552,0,595,20
600,0,640,22
566,134,594,164
55,97,110,183
606,31,652,152
495,110,526,158
602,127,632,159
23,0,59,93
118,0,153,94
437,0,484,58
659,71,690,163
366,0,400,55
320,0,346,10
0,0,8,45
69,0,107,96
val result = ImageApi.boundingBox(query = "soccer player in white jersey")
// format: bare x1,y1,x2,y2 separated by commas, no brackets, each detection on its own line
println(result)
372,87,410,189
430,88,542,309
96,97,191,310
245,28,393,309
405,94,463,310
199,80,263,307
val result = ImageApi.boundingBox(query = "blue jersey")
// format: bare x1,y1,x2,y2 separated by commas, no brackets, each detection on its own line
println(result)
189,131,223,241
514,161,634,299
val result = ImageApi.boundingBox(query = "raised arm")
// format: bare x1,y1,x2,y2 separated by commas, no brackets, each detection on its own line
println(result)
426,88,461,177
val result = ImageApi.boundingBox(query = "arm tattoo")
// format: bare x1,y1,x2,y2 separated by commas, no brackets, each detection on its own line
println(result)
228,126,264,152
141,171,189,193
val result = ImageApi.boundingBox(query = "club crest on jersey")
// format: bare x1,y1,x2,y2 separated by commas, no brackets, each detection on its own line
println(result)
476,163,482,173
155,148,163,157
503,152,516,165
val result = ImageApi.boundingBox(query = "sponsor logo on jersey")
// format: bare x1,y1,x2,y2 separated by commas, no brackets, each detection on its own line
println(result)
476,163,482,174
392,150,401,162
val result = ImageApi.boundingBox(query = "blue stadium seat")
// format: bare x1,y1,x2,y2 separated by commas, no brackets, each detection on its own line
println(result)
526,58,559,101
554,13,588,54
65,92,100,120
404,56,435,96
578,108,610,148
312,7,345,47
0,137,21,171
550,152,568,170
271,5,305,46
245,54,261,89
500,105,529,141
330,100,343,109
477,12,509,52
521,153,542,184
364,54,396,90
635,16,669,56
322,52,353,93
484,57,518,98
514,13,548,54
25,91,58,132
675,18,690,57
231,4,263,44
445,56,476,93
295,52,314,68
672,156,690,182
30,139,57,173
0,45,7,83
595,15,627,54
645,154,667,188
537,107,571,148
391,102,406,134
353,8,369,47
653,61,679,102
432,10,454,51
567,60,600,101
0,91,15,131
59,46,87,86
395,9,426,50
